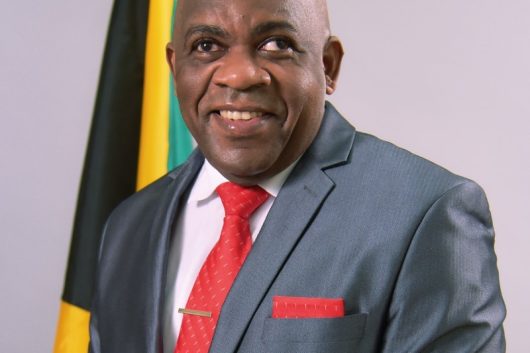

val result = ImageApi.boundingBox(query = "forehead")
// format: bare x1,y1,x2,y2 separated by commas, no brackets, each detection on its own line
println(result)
176,0,318,35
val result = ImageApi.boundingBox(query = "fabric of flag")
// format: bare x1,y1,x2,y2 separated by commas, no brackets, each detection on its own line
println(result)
53,0,192,352
137,0,192,189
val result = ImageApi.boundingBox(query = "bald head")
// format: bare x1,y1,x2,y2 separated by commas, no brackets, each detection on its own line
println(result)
166,0,343,184
173,0,332,45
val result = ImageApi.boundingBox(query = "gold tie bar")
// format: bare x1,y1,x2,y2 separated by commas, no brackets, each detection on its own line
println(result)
178,308,212,318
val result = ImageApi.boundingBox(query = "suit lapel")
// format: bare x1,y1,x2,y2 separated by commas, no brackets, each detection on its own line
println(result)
143,150,204,353
210,103,356,353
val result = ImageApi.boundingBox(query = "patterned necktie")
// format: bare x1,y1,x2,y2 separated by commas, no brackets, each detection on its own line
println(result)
174,182,269,353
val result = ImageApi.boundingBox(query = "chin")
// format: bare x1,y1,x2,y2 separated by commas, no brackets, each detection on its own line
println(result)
213,156,277,184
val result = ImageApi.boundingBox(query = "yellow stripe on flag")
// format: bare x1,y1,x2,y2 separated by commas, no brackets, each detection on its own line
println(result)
53,302,90,353
137,0,174,190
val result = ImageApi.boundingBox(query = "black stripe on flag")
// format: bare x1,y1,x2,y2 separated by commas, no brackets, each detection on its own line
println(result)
62,0,149,310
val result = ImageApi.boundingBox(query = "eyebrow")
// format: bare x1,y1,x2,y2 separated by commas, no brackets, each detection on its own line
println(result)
183,21,297,42
252,21,297,36
184,25,229,41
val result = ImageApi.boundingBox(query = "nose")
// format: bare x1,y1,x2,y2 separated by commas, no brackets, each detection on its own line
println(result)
212,48,271,90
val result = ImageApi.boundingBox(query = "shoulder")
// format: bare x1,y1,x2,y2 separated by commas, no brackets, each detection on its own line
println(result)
105,172,176,230
103,151,203,238
316,103,469,197
329,130,474,206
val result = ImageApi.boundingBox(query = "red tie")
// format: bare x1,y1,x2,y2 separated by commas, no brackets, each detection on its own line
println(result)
174,182,269,353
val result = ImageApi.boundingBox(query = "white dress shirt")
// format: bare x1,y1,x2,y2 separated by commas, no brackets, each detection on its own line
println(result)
163,160,297,353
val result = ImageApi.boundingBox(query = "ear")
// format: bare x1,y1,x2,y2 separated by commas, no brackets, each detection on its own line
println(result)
322,36,344,95
166,42,177,84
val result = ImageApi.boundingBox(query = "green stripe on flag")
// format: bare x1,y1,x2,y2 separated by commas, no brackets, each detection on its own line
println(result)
168,80,192,169
168,0,193,170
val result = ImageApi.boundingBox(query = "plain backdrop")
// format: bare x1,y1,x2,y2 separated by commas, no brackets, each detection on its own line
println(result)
1,0,528,351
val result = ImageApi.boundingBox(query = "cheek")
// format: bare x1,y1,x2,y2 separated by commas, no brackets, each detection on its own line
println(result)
280,68,326,126
173,68,216,143
279,67,327,150
174,63,211,114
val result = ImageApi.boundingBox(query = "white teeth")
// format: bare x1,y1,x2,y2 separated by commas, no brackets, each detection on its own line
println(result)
219,110,262,120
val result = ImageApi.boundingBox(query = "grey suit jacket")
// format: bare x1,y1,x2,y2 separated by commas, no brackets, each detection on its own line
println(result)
89,103,505,353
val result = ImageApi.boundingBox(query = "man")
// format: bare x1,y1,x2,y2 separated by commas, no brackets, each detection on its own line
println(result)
89,0,506,352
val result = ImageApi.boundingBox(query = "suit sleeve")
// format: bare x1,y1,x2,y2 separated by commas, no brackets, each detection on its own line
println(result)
88,218,110,353
381,181,506,353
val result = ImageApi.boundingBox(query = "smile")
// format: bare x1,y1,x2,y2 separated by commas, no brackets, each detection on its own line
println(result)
219,110,264,121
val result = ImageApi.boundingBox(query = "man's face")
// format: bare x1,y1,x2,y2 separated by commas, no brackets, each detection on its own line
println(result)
167,0,342,185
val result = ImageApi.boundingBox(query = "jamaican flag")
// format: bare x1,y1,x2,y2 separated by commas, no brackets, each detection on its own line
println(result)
53,0,192,351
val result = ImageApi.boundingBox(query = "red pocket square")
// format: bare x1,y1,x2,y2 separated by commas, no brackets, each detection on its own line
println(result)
272,296,345,319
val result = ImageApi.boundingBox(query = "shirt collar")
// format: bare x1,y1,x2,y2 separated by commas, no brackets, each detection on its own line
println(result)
188,158,298,204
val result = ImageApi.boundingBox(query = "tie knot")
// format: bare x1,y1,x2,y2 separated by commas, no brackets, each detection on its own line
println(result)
216,182,269,219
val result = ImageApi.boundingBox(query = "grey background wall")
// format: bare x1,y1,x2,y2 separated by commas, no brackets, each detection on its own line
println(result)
1,0,528,351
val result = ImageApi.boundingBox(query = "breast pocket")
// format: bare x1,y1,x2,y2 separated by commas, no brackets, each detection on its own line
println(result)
261,313,367,353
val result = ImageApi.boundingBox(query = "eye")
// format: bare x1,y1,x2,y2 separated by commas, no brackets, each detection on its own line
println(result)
260,38,294,53
194,39,222,53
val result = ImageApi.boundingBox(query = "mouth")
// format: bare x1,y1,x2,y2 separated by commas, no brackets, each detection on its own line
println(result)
210,108,276,136
218,110,265,121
